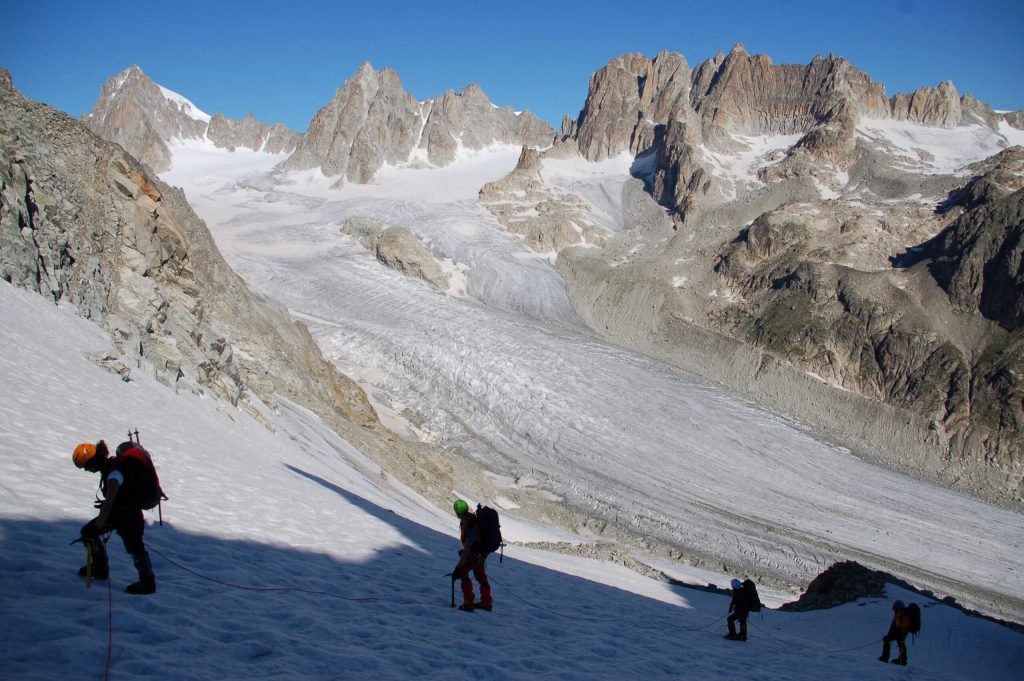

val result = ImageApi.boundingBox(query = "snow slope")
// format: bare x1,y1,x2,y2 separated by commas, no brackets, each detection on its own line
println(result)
154,142,1024,626
0,281,1021,680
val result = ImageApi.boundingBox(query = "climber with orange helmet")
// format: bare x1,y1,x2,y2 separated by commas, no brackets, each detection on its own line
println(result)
73,439,158,595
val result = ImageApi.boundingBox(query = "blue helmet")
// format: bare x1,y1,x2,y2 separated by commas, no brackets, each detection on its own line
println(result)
893,600,906,611
731,578,743,589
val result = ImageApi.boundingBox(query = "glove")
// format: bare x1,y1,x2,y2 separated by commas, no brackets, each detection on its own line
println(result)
80,519,107,539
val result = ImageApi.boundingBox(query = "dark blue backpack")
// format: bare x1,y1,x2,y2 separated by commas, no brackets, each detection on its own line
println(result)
743,579,763,612
906,602,921,635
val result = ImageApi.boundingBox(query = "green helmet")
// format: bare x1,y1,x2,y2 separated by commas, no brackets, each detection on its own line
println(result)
453,499,470,515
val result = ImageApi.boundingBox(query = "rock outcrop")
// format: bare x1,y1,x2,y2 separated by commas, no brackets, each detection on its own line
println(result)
479,146,610,253
1,67,371,430
340,217,450,291
281,62,555,184
780,561,890,611
82,66,299,172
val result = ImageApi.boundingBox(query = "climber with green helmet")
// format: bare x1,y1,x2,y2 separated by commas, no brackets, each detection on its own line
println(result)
452,498,493,612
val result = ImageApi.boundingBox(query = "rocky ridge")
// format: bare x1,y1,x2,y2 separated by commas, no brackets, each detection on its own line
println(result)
281,62,555,185
546,48,1024,505
83,66,299,173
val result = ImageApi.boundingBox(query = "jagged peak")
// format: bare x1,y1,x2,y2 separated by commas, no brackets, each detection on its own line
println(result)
354,60,377,76
459,82,490,103
729,42,748,57
107,65,153,92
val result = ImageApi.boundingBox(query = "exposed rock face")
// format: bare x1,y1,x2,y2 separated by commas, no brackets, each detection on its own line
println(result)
207,113,298,154
340,217,450,291
575,51,692,161
419,83,554,166
281,62,555,183
1,68,373,430
569,46,1019,223
83,66,299,172
556,49,1024,506
479,146,610,253
780,561,892,611
927,151,1024,331
282,63,421,183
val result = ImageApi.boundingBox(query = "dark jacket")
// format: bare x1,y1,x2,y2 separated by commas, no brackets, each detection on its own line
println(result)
460,514,481,554
101,454,157,511
729,585,756,617
886,610,912,641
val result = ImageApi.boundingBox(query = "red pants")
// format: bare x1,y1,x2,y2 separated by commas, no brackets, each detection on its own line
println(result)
454,555,491,607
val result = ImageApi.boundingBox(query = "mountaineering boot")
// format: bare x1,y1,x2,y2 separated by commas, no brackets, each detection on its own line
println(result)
723,633,737,640
476,603,492,612
125,574,156,595
125,550,155,594
738,621,748,641
878,656,889,663
458,602,475,612
892,657,907,666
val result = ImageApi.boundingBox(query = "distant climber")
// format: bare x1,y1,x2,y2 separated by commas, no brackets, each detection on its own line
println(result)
878,600,912,665
73,440,159,594
724,578,759,641
451,499,493,612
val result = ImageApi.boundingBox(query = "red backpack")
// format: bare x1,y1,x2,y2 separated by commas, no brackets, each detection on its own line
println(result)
116,437,167,512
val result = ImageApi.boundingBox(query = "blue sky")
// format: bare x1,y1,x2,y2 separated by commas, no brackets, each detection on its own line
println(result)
2,0,1022,131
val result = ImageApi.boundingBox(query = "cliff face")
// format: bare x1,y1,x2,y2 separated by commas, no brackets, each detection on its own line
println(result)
1,67,372,430
82,66,299,172
281,62,554,184
551,49,1024,505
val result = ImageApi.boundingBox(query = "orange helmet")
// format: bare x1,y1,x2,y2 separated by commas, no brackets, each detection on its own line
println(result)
72,443,97,468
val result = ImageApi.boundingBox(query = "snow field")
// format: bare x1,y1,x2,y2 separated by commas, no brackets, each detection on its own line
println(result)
1,281,1021,680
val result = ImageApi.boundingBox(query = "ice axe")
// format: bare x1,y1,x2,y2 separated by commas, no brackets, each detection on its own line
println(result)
69,537,93,589
444,572,456,608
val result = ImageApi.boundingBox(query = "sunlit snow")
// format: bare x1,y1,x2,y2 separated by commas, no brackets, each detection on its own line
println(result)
1,264,1021,680
152,142,1024,632
157,84,212,123
857,119,1011,174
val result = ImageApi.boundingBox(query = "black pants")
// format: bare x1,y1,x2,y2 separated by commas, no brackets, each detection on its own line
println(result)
727,611,749,637
86,507,151,577
881,630,907,662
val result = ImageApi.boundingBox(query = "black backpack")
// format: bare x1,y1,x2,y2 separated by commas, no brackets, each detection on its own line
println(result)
475,504,503,556
906,602,921,635
743,579,763,613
